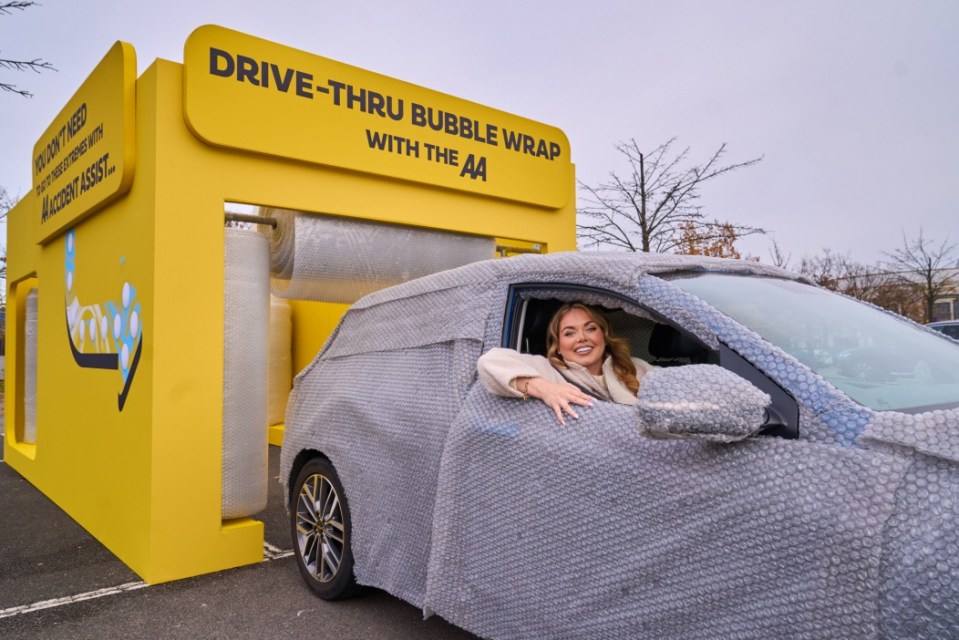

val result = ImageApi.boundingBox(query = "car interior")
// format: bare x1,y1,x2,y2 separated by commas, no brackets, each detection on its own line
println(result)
514,296,717,367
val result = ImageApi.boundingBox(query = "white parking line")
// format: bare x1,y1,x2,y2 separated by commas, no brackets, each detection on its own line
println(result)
0,581,149,619
264,541,295,560
0,543,294,620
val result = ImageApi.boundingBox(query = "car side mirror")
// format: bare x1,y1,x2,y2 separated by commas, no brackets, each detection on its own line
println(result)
636,364,771,443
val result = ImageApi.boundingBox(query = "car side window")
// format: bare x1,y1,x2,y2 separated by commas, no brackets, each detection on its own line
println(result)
503,284,798,439
509,289,716,368
605,309,714,367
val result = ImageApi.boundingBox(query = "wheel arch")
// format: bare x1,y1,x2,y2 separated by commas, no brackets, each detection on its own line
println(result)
287,448,331,507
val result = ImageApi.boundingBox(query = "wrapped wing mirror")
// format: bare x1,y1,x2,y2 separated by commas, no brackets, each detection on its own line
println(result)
637,364,771,443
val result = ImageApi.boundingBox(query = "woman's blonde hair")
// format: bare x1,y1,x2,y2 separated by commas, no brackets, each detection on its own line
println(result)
545,302,639,394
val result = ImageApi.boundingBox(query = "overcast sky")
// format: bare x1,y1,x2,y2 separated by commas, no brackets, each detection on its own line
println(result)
2,0,957,265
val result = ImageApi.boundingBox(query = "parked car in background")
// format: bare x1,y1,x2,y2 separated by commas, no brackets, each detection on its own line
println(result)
280,252,959,640
834,344,939,384
929,320,959,340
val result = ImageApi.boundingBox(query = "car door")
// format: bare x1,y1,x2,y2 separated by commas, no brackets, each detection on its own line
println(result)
423,282,910,640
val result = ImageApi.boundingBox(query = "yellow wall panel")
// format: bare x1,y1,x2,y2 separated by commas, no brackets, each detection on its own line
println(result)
4,28,575,583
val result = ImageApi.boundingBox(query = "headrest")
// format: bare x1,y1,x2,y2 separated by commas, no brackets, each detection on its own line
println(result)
648,324,707,360
523,300,563,355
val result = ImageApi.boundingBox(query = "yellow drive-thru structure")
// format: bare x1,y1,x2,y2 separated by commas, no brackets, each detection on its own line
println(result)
4,25,575,583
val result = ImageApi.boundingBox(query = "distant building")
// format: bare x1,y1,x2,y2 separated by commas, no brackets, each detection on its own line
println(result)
932,268,959,321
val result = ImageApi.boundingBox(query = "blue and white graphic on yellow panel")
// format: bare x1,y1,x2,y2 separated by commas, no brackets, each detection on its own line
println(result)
64,228,142,410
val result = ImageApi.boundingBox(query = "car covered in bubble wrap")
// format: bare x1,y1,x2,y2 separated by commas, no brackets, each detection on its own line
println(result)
280,252,959,640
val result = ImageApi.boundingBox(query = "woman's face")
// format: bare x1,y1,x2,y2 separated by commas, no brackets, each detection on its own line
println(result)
557,307,606,375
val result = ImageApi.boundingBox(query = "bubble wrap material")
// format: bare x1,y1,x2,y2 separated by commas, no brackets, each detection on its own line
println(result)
637,364,771,442
280,251,959,639
426,388,909,639
876,456,959,638
268,297,292,426
262,207,495,303
222,228,270,519
23,288,39,444
283,339,481,607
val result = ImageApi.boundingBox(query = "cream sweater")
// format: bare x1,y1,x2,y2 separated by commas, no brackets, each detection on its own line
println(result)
477,348,655,406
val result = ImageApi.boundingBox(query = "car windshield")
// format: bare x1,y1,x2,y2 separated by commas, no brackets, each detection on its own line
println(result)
668,273,959,412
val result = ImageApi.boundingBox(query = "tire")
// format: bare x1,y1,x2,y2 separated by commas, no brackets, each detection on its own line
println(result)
290,457,359,600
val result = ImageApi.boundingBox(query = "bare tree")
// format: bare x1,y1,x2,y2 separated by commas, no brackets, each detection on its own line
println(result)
790,237,956,324
767,237,792,269
832,260,923,318
577,138,765,253
1,1,55,98
882,229,958,323
837,262,885,304
798,247,909,311
798,248,850,290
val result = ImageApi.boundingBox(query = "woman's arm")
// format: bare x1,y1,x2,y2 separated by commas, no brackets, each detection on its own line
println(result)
477,348,594,425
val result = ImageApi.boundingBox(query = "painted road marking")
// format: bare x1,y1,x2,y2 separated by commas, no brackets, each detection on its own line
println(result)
0,581,149,619
264,540,294,560
0,543,293,620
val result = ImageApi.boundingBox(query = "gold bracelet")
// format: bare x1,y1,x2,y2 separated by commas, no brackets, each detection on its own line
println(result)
521,379,530,401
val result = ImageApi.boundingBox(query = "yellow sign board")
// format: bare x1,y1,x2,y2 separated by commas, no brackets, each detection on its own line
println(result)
183,25,572,208
32,41,137,244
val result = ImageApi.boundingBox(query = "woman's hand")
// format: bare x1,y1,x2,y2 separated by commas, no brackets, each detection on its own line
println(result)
520,377,594,426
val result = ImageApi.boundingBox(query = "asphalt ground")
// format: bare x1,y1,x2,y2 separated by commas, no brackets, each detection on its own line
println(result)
0,407,477,640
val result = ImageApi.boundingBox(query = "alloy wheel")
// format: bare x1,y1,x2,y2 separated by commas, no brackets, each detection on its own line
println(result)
294,473,346,582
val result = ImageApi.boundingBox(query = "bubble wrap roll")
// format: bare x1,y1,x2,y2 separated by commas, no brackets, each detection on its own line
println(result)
263,208,495,303
223,228,270,519
268,296,292,426
23,288,39,444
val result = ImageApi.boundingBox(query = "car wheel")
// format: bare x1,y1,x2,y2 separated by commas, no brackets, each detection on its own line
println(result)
290,457,358,600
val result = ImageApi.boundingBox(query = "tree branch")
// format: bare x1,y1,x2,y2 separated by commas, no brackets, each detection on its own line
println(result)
0,2,40,15
577,138,765,253
1,2,55,98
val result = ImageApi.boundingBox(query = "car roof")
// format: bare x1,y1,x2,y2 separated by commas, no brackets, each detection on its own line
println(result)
351,251,807,311
317,252,808,361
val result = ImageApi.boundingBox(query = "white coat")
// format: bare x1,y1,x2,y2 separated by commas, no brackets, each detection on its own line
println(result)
476,348,655,406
